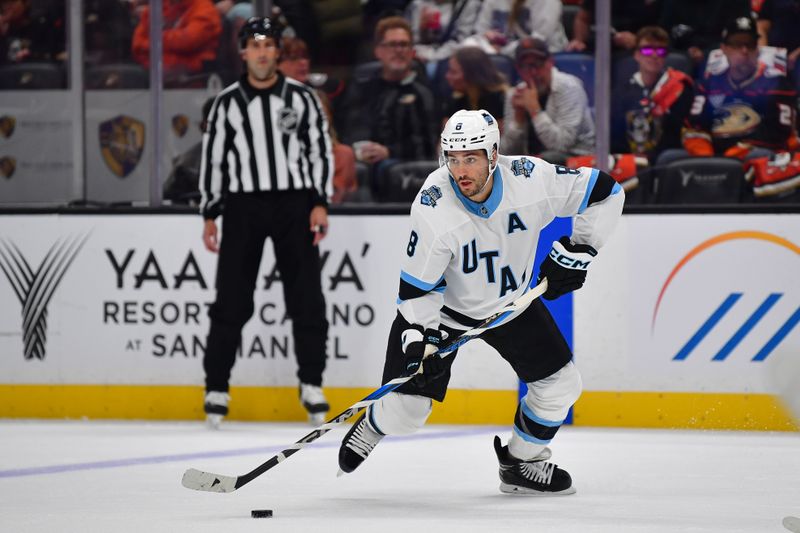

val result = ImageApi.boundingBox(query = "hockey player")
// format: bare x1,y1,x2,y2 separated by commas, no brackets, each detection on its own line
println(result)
338,109,624,495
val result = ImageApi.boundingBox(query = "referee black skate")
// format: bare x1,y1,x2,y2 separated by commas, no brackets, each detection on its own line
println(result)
199,17,333,428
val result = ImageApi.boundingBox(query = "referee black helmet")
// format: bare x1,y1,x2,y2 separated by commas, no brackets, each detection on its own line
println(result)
238,17,283,50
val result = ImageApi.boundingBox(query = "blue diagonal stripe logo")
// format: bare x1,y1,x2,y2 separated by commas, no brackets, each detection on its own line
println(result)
673,294,741,361
673,293,798,362
0,234,89,360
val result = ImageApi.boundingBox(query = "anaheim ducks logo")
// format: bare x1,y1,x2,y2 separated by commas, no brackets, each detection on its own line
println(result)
626,109,661,153
172,114,189,137
0,156,16,179
712,104,761,138
0,116,15,138
99,115,145,178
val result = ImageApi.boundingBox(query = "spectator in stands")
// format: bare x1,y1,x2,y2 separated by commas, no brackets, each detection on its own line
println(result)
464,0,568,57
279,37,358,203
682,15,799,160
404,0,481,65
214,0,251,21
0,0,65,64
501,37,595,164
334,16,437,200
85,0,135,65
163,97,215,204
441,46,508,130
132,0,221,82
566,0,662,53
753,0,800,70
657,0,751,65
610,26,694,164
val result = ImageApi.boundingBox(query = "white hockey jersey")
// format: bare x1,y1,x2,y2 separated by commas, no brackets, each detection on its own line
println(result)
397,154,624,330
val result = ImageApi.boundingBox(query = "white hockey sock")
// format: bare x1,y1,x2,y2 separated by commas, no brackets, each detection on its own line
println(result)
367,392,432,435
509,362,582,460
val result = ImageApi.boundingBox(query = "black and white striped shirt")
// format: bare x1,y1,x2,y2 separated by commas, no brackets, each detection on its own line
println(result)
200,73,334,219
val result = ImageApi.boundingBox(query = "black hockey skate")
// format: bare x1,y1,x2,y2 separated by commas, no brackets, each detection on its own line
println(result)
203,391,230,430
338,413,383,475
299,383,330,425
493,436,575,495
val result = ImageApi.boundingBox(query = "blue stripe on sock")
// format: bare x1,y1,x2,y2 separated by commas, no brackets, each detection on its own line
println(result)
512,425,551,445
520,400,563,427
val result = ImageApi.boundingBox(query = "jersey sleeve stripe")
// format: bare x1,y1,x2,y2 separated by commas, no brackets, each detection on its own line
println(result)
578,168,600,214
399,271,445,292
583,170,619,212
397,276,446,303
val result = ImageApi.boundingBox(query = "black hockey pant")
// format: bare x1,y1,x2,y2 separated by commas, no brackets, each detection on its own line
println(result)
203,191,328,392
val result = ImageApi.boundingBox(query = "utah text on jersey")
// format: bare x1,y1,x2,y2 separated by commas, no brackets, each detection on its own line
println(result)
395,155,624,331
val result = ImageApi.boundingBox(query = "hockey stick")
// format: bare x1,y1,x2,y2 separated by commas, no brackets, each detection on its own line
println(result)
181,278,548,493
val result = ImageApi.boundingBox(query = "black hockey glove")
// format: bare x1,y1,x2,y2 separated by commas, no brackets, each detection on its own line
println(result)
402,326,447,387
537,236,598,300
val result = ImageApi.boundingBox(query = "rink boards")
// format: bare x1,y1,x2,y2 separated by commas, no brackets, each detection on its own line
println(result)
0,212,797,430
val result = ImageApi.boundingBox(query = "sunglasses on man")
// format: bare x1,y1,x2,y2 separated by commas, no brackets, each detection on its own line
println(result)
638,46,668,57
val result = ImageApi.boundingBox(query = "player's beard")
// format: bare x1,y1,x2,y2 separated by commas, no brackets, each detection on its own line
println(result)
458,172,491,199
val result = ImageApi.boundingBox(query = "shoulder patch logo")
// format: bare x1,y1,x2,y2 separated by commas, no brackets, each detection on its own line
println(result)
511,157,535,178
420,185,442,207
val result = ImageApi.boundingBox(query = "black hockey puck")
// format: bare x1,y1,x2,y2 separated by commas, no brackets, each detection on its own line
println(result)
251,509,273,518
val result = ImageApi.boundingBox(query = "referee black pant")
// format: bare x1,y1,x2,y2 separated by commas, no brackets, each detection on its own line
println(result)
203,191,328,392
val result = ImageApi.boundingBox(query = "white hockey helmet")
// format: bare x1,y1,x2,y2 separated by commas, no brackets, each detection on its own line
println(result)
440,109,500,170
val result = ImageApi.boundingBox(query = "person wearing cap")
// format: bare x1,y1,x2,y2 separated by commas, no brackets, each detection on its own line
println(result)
199,17,335,429
682,15,799,161
501,36,595,165
656,0,752,65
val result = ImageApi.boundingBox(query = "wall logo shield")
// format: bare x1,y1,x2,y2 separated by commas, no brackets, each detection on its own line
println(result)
99,115,145,178
0,156,15,179
0,116,15,138
172,114,189,137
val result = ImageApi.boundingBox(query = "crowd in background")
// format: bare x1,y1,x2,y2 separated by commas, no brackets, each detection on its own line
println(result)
1,0,800,204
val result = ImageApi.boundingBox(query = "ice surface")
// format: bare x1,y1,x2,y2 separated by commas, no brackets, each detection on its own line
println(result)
1,420,798,532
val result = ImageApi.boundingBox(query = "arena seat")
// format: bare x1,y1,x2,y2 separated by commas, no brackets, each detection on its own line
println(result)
652,157,745,204
86,63,149,89
552,53,594,105
0,62,65,89
380,160,439,202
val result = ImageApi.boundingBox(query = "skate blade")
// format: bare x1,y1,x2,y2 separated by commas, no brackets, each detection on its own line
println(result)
499,482,576,496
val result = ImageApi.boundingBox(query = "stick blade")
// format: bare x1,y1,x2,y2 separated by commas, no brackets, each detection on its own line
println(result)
181,468,237,493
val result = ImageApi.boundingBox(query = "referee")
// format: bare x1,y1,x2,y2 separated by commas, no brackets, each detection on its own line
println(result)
199,17,333,428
